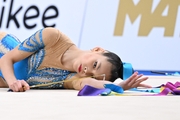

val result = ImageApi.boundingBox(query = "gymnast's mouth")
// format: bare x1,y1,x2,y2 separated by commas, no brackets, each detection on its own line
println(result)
78,64,82,73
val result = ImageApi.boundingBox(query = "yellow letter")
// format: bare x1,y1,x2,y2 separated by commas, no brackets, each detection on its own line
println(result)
114,0,180,36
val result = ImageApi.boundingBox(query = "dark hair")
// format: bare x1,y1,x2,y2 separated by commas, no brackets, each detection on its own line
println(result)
102,51,123,82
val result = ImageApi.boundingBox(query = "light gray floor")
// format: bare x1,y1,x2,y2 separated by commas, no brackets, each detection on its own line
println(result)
0,76,180,120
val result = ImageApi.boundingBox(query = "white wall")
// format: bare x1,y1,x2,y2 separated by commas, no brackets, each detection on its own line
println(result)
0,0,179,71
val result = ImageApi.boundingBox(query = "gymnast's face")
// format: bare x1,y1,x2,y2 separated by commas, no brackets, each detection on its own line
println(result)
74,47,112,80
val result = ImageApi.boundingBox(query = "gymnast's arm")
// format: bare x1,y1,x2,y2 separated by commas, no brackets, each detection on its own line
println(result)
63,72,150,90
63,75,111,90
0,27,62,92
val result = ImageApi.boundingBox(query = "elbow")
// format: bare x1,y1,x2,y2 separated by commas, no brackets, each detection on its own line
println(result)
72,79,90,90
72,78,93,90
0,55,14,67
72,80,83,90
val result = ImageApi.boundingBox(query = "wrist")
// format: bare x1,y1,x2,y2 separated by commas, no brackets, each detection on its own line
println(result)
6,78,17,86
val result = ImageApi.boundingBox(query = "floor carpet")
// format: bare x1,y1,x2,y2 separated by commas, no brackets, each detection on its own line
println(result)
0,76,179,120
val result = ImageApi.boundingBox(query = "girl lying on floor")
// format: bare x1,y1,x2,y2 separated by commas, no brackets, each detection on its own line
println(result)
0,27,151,92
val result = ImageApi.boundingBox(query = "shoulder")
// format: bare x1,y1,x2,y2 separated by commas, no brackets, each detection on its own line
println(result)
43,27,59,35
0,32,7,40
42,27,60,43
41,27,60,48
42,27,73,47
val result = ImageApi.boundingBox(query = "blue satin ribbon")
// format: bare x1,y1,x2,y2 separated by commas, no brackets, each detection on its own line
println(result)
104,84,124,93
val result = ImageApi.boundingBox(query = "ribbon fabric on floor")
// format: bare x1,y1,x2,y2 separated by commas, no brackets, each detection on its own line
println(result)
77,82,180,96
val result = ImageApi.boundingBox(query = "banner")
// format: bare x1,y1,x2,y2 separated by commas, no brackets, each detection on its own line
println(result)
80,0,180,71
0,0,87,45
0,0,179,71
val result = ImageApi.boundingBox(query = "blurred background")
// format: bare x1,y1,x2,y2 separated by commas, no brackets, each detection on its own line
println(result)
0,0,180,73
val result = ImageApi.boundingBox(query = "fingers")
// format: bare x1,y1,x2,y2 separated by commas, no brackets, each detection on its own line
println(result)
131,77,148,88
124,72,150,89
128,73,143,86
9,80,30,92
127,72,138,81
21,80,30,90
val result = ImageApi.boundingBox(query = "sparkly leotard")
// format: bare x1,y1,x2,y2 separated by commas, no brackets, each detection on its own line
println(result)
0,27,76,88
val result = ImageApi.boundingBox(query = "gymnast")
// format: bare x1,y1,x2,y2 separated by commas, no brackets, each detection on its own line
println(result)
0,27,151,92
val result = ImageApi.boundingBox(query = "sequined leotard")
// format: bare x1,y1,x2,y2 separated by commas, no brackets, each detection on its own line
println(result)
0,27,76,88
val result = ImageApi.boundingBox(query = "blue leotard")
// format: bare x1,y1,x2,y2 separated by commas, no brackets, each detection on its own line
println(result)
0,28,76,88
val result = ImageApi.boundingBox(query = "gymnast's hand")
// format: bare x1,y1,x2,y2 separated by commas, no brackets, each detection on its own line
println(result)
118,72,152,90
9,80,30,92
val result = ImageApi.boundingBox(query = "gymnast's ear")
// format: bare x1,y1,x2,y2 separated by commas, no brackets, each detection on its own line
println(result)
91,47,105,53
